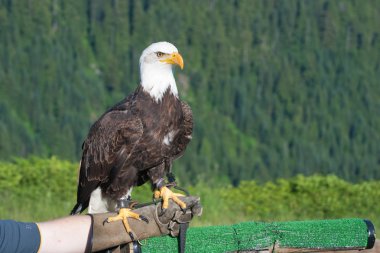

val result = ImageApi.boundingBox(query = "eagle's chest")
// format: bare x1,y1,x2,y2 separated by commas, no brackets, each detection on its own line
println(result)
144,103,182,144
137,92,183,159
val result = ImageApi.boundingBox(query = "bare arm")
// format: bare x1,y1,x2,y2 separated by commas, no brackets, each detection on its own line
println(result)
37,215,91,253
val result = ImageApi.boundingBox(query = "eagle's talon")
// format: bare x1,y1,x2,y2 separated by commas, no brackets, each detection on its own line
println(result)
129,201,139,209
105,208,144,241
129,232,135,241
140,215,149,223
154,190,161,200
155,186,187,212
159,208,167,217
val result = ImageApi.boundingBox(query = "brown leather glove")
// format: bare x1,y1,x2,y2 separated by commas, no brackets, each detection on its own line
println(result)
88,196,202,253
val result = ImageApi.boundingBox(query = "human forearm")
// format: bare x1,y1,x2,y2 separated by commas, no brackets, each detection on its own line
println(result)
37,215,91,253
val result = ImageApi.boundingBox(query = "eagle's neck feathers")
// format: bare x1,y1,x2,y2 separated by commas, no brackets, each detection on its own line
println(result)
140,63,178,102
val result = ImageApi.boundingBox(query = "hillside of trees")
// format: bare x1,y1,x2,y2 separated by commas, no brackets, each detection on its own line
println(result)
0,0,379,184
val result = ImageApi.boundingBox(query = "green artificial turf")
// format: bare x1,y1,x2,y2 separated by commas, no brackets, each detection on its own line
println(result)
141,218,370,253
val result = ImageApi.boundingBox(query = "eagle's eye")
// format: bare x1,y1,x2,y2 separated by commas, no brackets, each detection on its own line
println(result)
156,52,165,57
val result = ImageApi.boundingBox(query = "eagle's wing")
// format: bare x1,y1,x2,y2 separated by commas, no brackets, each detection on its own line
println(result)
170,101,193,159
181,101,193,139
72,109,143,214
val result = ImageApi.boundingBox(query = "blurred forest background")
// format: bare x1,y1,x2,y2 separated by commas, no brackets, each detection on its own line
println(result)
0,0,379,226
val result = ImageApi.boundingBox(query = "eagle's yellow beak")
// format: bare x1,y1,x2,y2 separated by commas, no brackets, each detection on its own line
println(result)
160,52,184,69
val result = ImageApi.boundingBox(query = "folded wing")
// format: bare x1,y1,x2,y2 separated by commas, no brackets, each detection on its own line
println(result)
72,109,143,214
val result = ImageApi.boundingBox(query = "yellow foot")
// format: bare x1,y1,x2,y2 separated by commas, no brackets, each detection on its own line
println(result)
106,208,149,241
154,186,187,210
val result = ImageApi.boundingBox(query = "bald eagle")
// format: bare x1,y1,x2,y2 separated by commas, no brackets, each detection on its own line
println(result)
70,42,193,238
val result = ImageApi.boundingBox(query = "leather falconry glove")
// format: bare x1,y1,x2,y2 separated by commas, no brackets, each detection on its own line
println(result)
87,196,202,253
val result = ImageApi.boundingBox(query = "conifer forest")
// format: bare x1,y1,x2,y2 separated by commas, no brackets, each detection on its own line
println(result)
0,0,380,224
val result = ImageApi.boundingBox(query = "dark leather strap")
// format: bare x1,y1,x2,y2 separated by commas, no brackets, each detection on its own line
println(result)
117,198,131,209
178,223,189,253
156,178,166,189
85,214,94,253
132,241,142,253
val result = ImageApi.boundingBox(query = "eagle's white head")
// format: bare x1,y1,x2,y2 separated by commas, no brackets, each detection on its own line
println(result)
139,41,184,102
